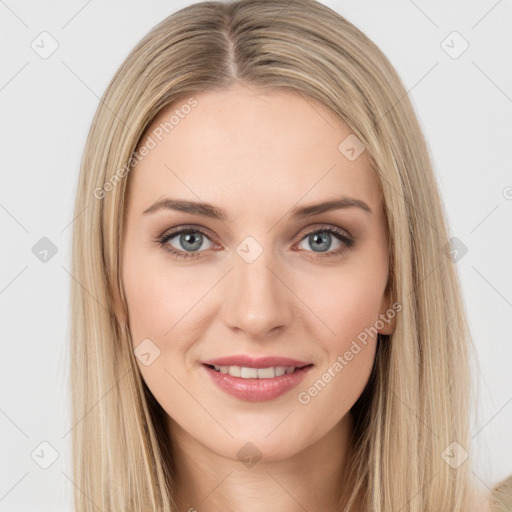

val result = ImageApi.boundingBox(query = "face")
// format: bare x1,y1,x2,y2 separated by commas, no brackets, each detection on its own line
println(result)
120,83,393,463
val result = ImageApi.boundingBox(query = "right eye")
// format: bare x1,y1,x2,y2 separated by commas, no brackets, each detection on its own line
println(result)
157,227,217,260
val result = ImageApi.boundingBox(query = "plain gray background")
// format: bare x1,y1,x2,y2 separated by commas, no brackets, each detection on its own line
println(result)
1,0,511,510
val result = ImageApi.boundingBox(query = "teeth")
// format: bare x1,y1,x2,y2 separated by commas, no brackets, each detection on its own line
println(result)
241,367,258,378
211,365,297,378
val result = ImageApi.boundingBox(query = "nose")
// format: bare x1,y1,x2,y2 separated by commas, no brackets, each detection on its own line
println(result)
221,245,293,339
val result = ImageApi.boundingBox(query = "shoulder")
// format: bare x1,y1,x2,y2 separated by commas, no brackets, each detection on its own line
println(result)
468,473,512,512
487,473,512,512
467,487,491,512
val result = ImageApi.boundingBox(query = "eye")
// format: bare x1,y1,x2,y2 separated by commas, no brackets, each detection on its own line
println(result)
157,227,216,260
294,226,354,258
156,225,355,260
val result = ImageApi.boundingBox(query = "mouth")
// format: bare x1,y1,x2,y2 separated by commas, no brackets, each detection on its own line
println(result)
201,362,314,402
202,363,312,379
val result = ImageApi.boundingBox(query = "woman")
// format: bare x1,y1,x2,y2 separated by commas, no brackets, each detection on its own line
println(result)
69,0,504,510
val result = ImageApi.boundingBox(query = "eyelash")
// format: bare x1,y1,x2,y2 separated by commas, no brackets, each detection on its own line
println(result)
156,224,355,261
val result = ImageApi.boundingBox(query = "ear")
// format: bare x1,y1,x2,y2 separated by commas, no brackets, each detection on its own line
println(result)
377,284,396,335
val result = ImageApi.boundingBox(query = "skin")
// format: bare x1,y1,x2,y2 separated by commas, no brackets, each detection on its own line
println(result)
118,82,395,511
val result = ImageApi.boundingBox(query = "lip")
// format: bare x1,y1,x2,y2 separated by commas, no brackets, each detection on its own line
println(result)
202,355,312,368
201,355,314,402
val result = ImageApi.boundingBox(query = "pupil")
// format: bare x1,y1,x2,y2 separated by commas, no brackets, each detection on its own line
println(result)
310,232,330,252
181,232,202,251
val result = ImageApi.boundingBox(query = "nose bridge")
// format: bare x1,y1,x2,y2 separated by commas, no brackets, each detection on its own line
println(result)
221,237,292,337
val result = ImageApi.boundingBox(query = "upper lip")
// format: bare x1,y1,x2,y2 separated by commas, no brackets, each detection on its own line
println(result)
202,355,313,369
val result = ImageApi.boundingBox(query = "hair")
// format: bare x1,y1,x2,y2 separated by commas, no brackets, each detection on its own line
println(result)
68,0,491,510
491,475,512,511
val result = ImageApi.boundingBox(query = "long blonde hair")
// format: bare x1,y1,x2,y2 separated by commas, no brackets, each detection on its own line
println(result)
69,0,479,509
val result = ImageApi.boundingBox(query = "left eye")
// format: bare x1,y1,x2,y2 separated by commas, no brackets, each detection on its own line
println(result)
296,228,347,253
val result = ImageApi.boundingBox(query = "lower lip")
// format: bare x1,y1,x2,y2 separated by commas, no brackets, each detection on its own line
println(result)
201,364,313,402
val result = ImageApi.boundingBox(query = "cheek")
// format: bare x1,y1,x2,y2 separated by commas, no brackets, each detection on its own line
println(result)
295,271,382,424
122,253,203,345
295,257,386,405
300,262,387,348
122,254,205,411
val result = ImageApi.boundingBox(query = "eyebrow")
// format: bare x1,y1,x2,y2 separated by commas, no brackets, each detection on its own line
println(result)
142,196,372,221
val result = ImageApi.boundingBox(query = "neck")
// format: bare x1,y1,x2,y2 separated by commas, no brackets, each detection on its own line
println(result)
167,413,358,512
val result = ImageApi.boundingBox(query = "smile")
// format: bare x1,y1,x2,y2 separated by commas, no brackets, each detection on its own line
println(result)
201,363,314,401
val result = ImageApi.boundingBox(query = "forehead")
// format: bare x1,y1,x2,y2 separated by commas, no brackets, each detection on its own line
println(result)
128,84,383,217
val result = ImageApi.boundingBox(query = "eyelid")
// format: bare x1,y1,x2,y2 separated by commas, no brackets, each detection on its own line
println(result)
159,223,352,242
298,223,353,241
158,224,219,243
